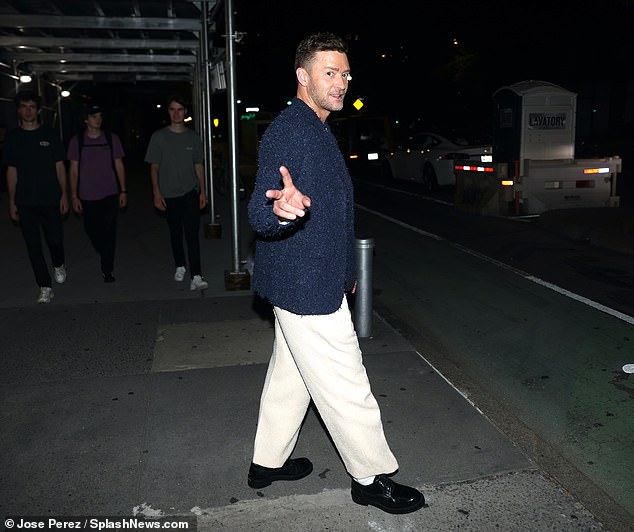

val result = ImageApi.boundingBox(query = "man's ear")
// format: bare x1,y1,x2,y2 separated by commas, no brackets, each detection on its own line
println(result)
296,67,309,87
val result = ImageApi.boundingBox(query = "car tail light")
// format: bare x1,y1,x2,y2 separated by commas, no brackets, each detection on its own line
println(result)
455,165,495,172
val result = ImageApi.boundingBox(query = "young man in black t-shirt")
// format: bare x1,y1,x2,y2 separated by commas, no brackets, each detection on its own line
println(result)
3,90,69,303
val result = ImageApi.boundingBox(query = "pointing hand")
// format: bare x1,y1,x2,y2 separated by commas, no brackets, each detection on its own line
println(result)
265,166,311,221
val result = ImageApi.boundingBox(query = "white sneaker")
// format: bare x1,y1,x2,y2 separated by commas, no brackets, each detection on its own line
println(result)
174,266,186,282
54,265,66,284
37,287,53,304
190,275,208,291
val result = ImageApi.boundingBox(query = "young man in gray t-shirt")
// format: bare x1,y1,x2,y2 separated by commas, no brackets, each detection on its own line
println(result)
145,94,208,291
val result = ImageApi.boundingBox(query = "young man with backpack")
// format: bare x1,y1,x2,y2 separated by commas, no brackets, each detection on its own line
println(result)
67,104,127,282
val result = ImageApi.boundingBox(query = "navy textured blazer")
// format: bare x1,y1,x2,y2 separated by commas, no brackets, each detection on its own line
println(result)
248,98,356,315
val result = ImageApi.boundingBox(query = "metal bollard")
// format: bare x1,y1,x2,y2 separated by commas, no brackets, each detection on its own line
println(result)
354,237,375,338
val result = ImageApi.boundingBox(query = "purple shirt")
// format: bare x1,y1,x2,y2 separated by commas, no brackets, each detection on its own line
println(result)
67,131,124,200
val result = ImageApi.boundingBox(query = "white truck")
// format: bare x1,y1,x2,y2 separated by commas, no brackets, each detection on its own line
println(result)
454,80,622,216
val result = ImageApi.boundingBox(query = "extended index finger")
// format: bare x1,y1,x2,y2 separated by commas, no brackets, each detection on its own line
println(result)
279,165,294,188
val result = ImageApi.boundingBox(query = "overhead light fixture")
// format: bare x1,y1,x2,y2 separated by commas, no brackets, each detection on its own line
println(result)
19,74,32,83
61,89,70,98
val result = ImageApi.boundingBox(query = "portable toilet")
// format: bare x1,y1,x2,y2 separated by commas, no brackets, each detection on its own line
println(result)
492,80,576,175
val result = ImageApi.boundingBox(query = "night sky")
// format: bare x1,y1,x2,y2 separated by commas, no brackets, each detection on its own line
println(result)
78,0,634,154
227,0,634,130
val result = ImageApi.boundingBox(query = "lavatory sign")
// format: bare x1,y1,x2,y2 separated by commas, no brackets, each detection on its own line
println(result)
528,112,566,129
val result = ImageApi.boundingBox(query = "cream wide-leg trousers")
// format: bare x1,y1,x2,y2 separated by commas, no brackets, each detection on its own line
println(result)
252,296,399,479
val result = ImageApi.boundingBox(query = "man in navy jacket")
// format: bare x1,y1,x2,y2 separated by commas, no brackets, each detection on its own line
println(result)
247,32,425,514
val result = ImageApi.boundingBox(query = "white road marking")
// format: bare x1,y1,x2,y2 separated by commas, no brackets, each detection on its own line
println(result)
356,204,634,326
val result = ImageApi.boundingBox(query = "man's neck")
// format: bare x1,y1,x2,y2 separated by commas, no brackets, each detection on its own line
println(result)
296,93,330,123
86,126,102,138
20,120,40,131
169,122,186,133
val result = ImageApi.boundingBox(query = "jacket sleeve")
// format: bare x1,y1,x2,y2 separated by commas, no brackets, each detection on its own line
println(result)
248,124,306,239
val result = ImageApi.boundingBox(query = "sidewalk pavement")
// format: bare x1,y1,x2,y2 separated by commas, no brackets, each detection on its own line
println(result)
0,173,625,531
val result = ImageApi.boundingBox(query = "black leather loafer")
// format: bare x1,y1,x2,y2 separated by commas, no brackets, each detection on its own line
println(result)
351,474,425,514
247,457,313,489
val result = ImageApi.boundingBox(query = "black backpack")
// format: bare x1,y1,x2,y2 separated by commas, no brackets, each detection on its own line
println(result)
77,130,116,176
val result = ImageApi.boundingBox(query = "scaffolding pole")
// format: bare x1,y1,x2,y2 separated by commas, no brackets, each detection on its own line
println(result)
200,0,221,239
223,0,250,290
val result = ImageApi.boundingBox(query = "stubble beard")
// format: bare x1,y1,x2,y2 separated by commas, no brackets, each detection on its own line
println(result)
321,93,345,113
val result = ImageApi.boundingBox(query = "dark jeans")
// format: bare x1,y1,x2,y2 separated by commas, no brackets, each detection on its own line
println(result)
18,204,65,288
164,189,202,277
82,194,118,275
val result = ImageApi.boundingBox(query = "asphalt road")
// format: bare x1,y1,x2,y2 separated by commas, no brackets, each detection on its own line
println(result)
353,176,634,319
351,175,634,529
